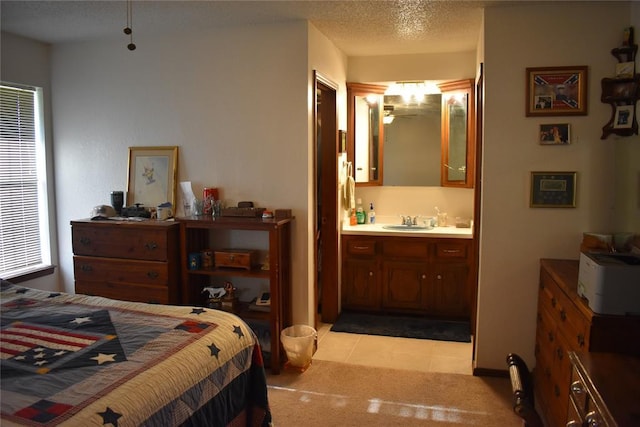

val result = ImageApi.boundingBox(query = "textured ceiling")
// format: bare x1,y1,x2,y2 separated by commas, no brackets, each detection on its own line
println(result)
0,0,516,56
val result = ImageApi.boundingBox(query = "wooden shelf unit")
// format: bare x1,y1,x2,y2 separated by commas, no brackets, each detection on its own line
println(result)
177,215,293,374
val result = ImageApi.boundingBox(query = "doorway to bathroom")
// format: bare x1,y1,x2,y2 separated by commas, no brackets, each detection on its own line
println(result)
313,71,339,325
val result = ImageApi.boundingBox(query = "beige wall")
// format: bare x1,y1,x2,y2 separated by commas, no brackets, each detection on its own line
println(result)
477,2,639,370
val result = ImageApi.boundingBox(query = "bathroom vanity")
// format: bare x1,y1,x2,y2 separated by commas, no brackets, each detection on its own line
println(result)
341,224,473,319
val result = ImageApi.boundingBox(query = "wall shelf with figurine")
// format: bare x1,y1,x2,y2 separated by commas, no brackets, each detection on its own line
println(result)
601,26,640,139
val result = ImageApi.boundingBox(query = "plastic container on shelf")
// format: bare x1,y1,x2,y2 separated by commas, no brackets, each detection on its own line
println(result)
280,324,317,371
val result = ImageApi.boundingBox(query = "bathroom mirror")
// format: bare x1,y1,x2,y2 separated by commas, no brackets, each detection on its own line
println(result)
439,79,475,188
347,80,474,187
347,83,386,186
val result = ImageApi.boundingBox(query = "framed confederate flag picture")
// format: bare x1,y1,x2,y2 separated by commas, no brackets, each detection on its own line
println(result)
526,66,588,116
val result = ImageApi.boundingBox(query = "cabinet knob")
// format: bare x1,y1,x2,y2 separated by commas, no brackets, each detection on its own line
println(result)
560,309,567,321
80,237,91,245
551,297,557,307
145,242,158,251
556,347,564,360
548,331,554,342
422,274,427,279
577,333,585,347
570,380,584,395
369,271,373,276
436,274,442,280
147,271,159,279
554,384,560,397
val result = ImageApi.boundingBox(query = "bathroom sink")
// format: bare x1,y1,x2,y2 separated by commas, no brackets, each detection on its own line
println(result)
382,224,432,231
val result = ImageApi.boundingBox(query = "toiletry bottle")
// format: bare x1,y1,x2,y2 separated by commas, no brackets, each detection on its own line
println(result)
350,208,357,226
368,202,376,224
356,198,365,224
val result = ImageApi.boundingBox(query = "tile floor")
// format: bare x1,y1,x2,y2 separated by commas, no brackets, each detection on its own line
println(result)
312,321,473,375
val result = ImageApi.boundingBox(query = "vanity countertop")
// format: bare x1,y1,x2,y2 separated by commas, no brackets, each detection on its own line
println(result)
341,223,473,239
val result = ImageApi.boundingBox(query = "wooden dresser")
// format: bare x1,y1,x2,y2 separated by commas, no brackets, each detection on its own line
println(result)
567,351,640,426
535,259,640,427
71,219,181,304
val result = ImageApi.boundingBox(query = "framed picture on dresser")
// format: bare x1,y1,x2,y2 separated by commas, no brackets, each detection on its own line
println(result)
127,146,178,208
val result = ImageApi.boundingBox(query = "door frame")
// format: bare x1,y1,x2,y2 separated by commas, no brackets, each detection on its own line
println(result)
313,71,340,325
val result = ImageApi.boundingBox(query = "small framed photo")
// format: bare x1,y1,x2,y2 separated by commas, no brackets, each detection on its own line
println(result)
127,146,179,208
530,172,577,208
615,61,635,78
539,123,570,145
613,105,634,129
526,66,588,116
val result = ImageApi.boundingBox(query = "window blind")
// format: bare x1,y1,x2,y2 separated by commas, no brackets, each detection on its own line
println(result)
0,84,43,276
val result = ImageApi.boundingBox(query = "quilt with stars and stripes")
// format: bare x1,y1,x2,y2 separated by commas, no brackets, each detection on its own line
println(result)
0,280,271,427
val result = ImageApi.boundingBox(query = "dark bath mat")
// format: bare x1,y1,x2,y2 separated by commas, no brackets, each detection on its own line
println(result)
330,312,471,343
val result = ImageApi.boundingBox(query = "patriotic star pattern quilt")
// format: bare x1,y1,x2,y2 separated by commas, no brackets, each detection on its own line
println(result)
0,280,271,427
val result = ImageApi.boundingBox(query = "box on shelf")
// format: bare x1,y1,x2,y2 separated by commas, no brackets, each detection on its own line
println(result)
214,249,258,270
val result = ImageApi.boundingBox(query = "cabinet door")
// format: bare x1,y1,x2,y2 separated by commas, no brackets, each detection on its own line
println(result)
427,263,469,317
381,260,428,311
342,258,379,309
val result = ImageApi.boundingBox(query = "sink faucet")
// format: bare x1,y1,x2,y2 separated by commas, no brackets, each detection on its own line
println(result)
400,215,418,226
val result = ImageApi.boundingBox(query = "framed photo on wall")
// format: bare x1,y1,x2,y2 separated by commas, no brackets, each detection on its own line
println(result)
526,66,588,116
127,146,178,208
613,105,634,129
530,171,576,208
539,123,570,145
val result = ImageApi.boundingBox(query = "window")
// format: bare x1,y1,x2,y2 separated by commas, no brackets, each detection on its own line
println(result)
0,83,52,280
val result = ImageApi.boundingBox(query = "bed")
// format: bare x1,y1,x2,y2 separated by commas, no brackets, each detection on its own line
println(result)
0,279,272,427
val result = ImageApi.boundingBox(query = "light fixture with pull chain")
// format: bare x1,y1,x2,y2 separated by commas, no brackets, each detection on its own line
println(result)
123,0,136,51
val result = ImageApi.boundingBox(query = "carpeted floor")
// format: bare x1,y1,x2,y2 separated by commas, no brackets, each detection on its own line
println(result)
330,312,472,343
266,360,521,426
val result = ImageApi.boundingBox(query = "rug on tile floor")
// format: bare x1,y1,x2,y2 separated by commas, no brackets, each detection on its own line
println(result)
330,312,471,342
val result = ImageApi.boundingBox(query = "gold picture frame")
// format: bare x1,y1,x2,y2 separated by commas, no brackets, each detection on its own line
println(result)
526,66,588,116
127,146,178,208
530,171,576,208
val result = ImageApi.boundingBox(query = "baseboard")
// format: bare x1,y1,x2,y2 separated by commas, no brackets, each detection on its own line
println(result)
473,367,509,378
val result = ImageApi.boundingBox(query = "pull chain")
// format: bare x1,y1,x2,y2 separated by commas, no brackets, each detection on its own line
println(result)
123,0,136,51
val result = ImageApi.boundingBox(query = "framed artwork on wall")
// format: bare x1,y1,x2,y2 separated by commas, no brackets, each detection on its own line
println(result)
526,66,588,116
127,146,178,208
530,171,577,208
613,105,634,129
539,123,571,145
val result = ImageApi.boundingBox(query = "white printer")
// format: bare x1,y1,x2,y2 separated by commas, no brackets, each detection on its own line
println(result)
577,252,640,316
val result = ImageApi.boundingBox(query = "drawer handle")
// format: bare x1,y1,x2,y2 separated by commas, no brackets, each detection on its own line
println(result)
80,237,91,245
560,309,567,321
577,333,585,347
554,384,560,397
147,271,159,279
548,331,554,342
80,264,93,272
442,249,461,254
570,380,584,395
556,348,564,360
354,245,371,250
551,297,557,307
145,242,158,251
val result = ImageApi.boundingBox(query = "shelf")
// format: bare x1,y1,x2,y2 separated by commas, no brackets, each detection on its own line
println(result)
177,215,292,374
601,40,639,139
187,266,271,279
611,45,638,63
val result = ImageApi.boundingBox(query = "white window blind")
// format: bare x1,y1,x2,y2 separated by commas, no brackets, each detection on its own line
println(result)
0,83,50,278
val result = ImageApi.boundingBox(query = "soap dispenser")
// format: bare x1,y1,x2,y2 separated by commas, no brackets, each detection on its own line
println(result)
368,202,376,224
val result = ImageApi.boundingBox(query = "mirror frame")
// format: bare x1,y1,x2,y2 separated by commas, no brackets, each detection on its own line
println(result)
347,82,387,186
438,79,476,188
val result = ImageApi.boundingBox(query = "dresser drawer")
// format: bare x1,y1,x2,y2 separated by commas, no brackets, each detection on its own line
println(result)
72,224,170,261
345,239,377,256
540,270,589,351
73,256,169,286
434,241,469,260
75,280,169,304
